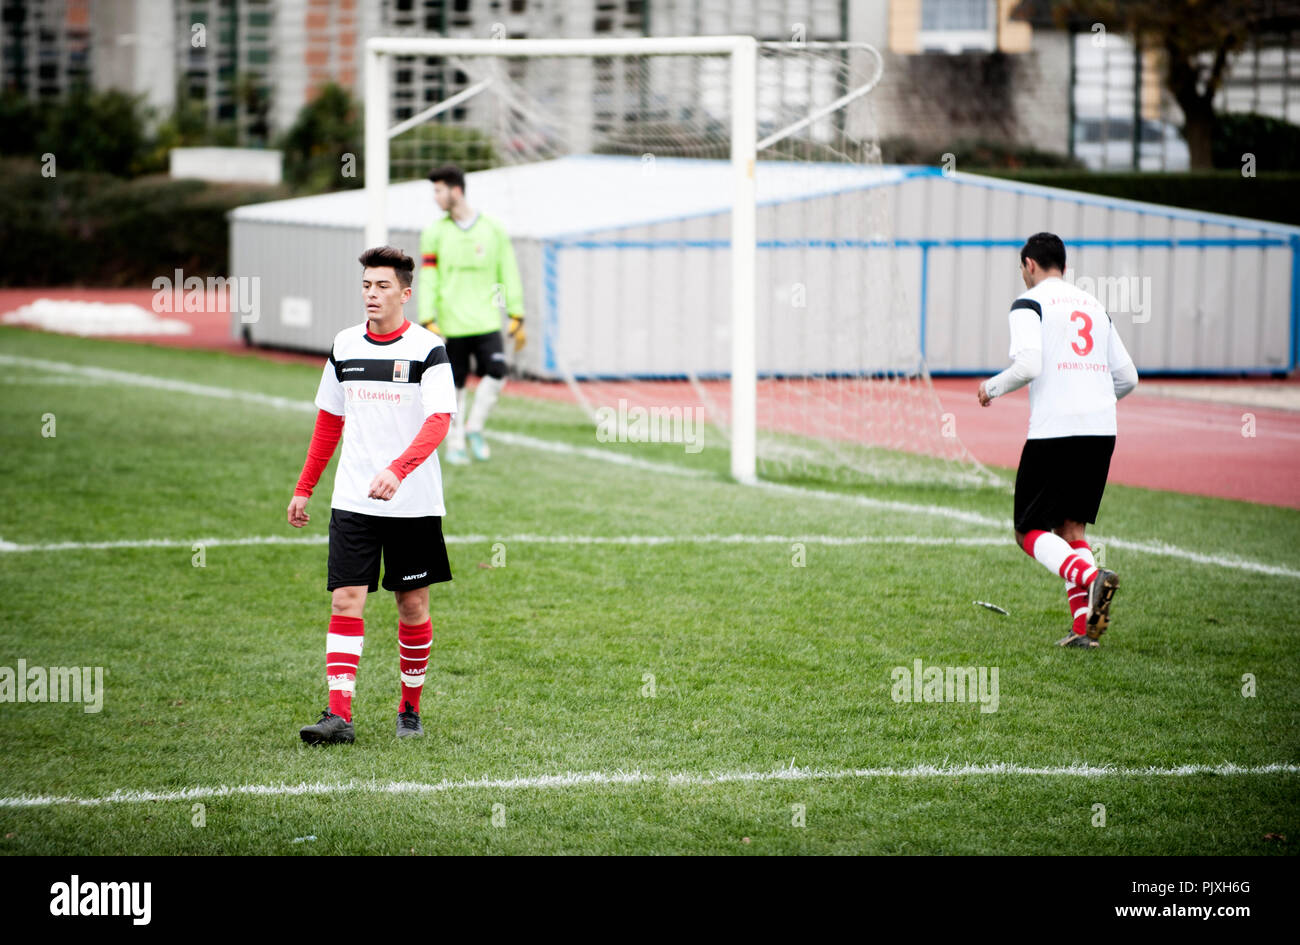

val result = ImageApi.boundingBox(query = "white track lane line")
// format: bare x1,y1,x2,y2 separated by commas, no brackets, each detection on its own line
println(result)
1,762,1296,809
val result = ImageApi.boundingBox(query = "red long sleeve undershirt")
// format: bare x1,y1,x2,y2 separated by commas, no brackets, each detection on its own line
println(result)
388,412,452,480
294,409,344,498
294,409,453,498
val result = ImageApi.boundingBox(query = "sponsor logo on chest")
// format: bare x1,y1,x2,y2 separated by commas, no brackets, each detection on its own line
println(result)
346,383,414,405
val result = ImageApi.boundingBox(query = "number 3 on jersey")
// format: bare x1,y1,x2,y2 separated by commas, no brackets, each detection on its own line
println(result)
1070,310,1094,356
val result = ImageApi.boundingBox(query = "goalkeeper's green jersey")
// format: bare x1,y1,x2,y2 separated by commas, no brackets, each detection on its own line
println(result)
417,212,524,338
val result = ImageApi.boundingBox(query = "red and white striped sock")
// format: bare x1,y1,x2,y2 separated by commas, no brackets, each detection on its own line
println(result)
1066,540,1096,635
398,619,432,712
1023,530,1098,588
326,614,364,722
1066,584,1090,635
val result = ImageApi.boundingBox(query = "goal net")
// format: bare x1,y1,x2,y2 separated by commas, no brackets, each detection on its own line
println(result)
366,36,996,488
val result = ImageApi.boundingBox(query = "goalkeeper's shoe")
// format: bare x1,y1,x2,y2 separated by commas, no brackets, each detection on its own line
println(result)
445,446,469,465
1086,569,1120,640
396,701,424,738
299,708,354,745
467,431,490,461
1056,631,1099,649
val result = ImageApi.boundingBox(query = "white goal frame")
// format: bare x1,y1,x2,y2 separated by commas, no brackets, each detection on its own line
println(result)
364,35,759,483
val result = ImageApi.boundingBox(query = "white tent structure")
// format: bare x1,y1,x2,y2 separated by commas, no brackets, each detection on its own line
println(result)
230,156,1299,377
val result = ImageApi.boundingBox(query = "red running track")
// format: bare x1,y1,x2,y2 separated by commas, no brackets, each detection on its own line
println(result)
928,378,1300,510
3,288,1297,509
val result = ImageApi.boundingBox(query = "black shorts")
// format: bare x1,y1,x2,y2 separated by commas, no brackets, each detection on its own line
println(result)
1013,435,1116,534
445,331,506,386
327,509,453,593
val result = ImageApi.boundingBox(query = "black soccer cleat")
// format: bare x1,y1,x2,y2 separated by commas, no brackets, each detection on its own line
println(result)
1086,569,1120,640
396,701,423,738
1057,631,1099,649
300,708,355,745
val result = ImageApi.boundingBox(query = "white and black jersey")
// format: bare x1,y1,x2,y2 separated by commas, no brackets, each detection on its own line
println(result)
314,320,458,517
1008,277,1136,439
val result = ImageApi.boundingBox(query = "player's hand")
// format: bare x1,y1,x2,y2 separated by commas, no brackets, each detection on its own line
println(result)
977,382,992,407
368,468,401,501
422,318,441,337
287,495,310,528
507,315,526,352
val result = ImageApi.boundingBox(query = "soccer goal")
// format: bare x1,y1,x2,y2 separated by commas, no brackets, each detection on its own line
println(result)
364,35,995,488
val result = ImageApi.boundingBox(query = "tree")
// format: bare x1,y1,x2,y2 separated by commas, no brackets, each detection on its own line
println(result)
280,82,363,193
35,86,151,176
1018,1,1300,168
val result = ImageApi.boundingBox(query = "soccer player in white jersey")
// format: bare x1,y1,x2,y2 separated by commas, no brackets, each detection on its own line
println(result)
287,246,458,742
978,232,1139,649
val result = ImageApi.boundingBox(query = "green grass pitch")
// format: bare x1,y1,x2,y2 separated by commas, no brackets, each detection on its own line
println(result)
0,325,1296,855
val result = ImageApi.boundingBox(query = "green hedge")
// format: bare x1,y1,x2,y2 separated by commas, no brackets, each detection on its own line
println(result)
973,169,1300,228
1212,113,1300,172
0,159,287,287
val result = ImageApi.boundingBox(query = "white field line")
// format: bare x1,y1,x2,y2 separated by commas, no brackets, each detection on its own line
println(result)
1102,536,1300,579
0,534,1011,553
0,354,316,414
4,354,1298,579
2,762,1296,810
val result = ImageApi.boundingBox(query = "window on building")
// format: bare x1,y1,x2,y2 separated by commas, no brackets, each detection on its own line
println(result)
919,0,996,54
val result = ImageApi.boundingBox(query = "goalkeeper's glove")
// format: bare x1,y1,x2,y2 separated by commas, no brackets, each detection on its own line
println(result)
507,315,526,352
420,317,441,337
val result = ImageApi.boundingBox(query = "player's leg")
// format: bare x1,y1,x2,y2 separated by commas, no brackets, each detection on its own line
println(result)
1013,438,1105,647
465,331,507,461
444,336,471,465
380,515,453,737
1053,520,1093,639
393,586,430,737
1066,435,1120,639
300,511,381,744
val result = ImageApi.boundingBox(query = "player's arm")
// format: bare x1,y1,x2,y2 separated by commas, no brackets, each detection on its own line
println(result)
289,348,347,526
979,300,1042,406
367,346,458,500
369,413,453,500
417,225,440,332
497,226,526,350
1109,323,1139,400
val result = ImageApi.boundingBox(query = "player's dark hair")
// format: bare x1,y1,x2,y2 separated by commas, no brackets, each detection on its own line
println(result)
427,164,466,193
358,245,414,288
1020,232,1066,272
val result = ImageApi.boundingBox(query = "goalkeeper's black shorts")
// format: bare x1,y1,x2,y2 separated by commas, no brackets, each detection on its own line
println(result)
327,509,452,593
1013,435,1116,534
446,330,506,386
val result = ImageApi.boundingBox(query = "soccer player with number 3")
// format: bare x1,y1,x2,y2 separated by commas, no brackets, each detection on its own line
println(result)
978,233,1139,648
288,246,458,743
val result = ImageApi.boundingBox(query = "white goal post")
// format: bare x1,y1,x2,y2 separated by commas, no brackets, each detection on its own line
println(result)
365,35,760,482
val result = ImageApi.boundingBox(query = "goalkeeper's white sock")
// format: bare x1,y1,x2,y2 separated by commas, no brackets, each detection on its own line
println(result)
1023,529,1098,587
448,388,467,451
466,375,505,434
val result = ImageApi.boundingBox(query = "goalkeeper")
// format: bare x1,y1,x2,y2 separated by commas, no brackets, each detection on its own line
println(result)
418,164,525,465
